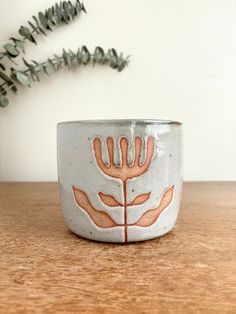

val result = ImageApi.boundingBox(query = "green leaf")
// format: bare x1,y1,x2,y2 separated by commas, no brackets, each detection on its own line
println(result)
81,2,86,13
18,26,30,37
0,63,5,71
10,84,18,94
28,21,40,34
0,85,7,95
46,7,53,19
38,26,47,36
46,7,56,25
15,71,31,86
75,0,86,14
18,26,37,44
32,60,43,72
55,3,62,23
3,43,20,57
10,38,25,53
22,58,30,68
47,59,56,72
68,49,77,64
22,58,37,80
53,54,63,69
109,49,119,69
0,95,9,108
5,52,18,65
32,68,40,82
61,11,69,24
68,1,76,19
0,71,13,84
42,64,49,76
32,15,40,27
93,47,105,64
62,49,70,66
63,1,71,19
81,46,90,65
29,34,37,44
38,12,48,28
0,51,6,58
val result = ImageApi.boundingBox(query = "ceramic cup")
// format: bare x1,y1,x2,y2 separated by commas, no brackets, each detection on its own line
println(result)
57,119,183,243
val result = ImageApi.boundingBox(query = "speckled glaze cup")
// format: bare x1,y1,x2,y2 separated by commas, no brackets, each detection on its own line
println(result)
57,119,183,243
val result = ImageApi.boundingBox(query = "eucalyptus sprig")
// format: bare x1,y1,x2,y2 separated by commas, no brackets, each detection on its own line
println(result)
0,0,86,68
0,47,129,107
0,1,130,108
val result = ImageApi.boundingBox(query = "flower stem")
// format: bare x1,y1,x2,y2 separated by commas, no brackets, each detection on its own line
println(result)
123,180,128,242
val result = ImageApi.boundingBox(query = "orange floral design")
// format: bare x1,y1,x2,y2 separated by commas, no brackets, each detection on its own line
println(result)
93,136,155,181
73,136,175,242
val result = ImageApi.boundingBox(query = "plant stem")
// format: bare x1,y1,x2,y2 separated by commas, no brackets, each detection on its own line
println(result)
123,180,128,242
0,51,129,97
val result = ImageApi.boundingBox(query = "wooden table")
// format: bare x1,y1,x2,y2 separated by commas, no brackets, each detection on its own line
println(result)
0,182,235,313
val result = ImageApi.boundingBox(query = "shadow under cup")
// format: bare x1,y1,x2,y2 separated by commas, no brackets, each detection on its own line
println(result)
57,119,183,243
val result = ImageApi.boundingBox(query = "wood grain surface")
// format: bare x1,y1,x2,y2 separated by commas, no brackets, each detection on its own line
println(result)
0,182,236,314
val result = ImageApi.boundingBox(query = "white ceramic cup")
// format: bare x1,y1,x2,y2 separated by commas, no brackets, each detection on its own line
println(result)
57,119,183,243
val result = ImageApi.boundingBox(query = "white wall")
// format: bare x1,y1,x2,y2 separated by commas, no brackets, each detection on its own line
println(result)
0,0,235,181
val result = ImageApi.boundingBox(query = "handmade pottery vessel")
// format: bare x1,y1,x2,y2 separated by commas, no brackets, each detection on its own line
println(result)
57,119,183,243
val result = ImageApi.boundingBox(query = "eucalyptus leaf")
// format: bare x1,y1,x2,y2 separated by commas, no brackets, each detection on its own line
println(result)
32,60,43,73
19,26,37,44
81,46,90,65
42,64,49,76
94,47,104,64
32,15,40,27
61,12,69,24
0,86,7,96
5,53,18,65
28,21,40,34
62,49,70,66
55,4,62,23
18,26,31,38
32,68,40,82
53,54,63,69
30,34,37,44
46,8,53,19
81,2,86,13
0,95,9,107
15,71,31,86
46,63,54,75
68,1,76,19
46,8,56,26
68,49,77,64
63,1,71,21
16,41,25,53
38,26,47,36
75,0,86,14
38,12,48,28
4,43,20,57
10,84,18,94
23,59,38,80
48,59,56,72
10,38,25,53
22,57,31,68
0,63,5,71
26,62,40,81
0,71,13,84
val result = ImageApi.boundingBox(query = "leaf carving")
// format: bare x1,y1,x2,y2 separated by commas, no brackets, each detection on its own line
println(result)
134,186,175,227
98,192,122,207
128,192,150,206
73,187,119,228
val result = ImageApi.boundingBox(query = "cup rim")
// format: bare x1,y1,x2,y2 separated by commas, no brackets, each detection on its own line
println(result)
57,119,182,126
